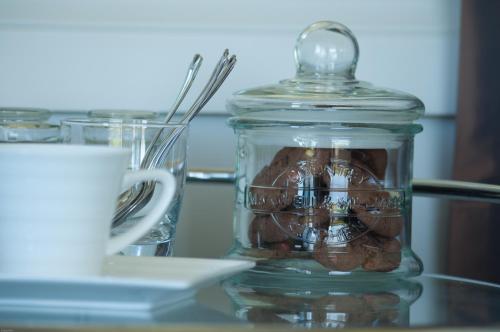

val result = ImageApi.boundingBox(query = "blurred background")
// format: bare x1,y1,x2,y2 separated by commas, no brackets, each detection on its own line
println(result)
2,0,497,285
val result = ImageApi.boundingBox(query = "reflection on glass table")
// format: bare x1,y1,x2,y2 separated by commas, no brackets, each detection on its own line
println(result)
1,272,499,329
212,272,500,328
222,272,422,328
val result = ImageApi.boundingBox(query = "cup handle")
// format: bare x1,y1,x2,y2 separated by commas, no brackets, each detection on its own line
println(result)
106,169,176,255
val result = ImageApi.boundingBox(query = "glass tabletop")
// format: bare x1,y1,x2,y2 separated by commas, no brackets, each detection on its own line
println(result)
2,272,499,330
203,273,500,329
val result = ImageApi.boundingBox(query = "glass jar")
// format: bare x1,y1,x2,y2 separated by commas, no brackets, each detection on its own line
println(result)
0,108,59,143
225,21,425,280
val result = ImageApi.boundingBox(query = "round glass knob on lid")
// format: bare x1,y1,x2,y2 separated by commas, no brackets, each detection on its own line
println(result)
227,21,424,125
295,21,359,79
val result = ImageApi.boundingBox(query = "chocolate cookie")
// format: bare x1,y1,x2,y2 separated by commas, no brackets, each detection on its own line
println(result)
248,147,332,212
248,215,290,246
361,235,402,272
312,294,376,326
355,208,403,238
248,166,297,212
313,235,365,271
285,208,331,229
348,182,403,238
249,209,331,252
270,147,331,171
348,183,389,209
245,241,294,259
351,149,388,180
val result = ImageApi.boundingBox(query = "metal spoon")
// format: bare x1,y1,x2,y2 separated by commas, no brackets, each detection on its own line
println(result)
111,55,203,225
147,52,236,169
163,54,203,124
112,50,237,228
140,54,203,168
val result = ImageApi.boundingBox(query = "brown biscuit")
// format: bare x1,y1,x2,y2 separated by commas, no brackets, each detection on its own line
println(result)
313,294,368,312
360,235,402,272
249,147,332,212
246,307,290,324
269,147,298,168
249,147,399,273
363,292,400,308
245,242,293,259
329,148,352,163
348,180,403,238
248,166,297,211
270,148,331,184
322,161,382,206
314,232,402,273
272,148,331,193
351,149,388,180
248,213,305,246
239,290,306,309
268,213,305,240
312,294,376,326
349,183,389,209
285,208,331,229
248,215,290,246
313,236,365,271
268,242,293,258
378,308,400,325
348,181,402,238
249,210,331,253
240,290,398,327
355,208,403,238
270,147,331,171
322,149,386,212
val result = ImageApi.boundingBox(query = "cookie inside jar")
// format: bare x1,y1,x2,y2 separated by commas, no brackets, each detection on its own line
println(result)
244,147,405,273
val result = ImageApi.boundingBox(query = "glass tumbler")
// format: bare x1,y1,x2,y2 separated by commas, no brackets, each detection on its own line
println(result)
61,118,189,256
0,107,60,143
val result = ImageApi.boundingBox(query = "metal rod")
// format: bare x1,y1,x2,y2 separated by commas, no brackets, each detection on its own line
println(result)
187,169,236,184
186,169,500,204
411,179,500,204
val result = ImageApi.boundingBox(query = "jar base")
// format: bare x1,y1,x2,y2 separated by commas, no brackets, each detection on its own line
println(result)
225,245,423,281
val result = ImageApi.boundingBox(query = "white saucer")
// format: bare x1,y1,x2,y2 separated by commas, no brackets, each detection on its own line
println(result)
0,256,254,313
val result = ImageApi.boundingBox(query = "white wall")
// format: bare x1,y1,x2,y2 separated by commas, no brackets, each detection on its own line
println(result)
0,0,461,273
0,0,459,116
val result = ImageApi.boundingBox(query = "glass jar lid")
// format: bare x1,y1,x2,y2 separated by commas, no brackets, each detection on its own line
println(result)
228,21,425,125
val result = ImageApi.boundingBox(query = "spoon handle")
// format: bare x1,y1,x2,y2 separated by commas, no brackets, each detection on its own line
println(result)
112,50,236,228
140,55,203,169
180,49,231,124
151,51,236,167
164,54,203,124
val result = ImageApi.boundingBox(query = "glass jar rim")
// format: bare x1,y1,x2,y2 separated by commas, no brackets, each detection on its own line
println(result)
228,117,423,135
61,118,188,130
88,109,159,120
0,107,51,122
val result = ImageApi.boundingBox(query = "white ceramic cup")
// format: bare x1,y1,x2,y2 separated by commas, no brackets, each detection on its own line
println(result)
0,144,176,277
